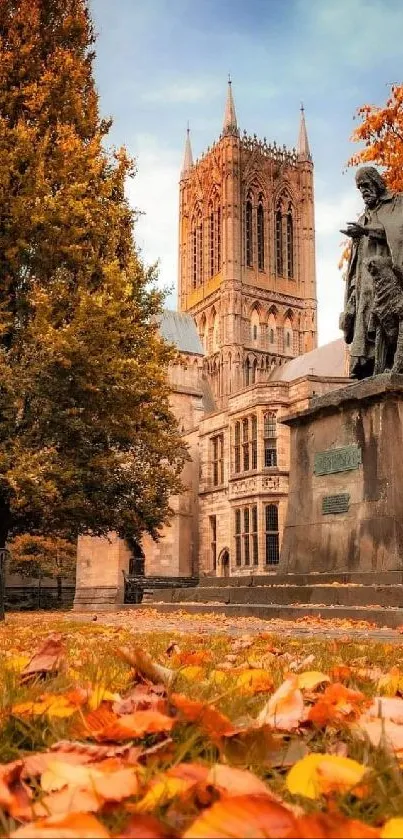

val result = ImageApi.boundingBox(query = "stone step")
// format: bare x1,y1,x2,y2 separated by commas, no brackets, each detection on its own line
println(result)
145,584,403,609
125,601,403,628
198,571,403,587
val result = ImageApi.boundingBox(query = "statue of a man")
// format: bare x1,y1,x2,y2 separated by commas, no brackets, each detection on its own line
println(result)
340,166,403,378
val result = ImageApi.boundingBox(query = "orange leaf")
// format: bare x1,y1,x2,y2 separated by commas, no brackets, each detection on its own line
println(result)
119,815,170,838
294,813,380,838
235,669,274,696
80,706,174,741
308,683,366,727
183,794,297,838
0,760,33,820
10,812,110,838
171,693,237,742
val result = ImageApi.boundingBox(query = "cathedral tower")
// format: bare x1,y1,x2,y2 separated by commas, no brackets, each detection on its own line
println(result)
178,82,317,408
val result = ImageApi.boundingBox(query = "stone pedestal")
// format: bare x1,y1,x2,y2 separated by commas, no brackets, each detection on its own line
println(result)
73,533,131,611
280,374,403,574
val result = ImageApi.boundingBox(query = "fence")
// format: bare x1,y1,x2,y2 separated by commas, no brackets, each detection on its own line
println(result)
4,583,75,611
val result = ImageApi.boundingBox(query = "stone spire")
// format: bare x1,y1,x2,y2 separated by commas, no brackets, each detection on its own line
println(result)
181,123,193,178
297,103,311,160
222,75,238,136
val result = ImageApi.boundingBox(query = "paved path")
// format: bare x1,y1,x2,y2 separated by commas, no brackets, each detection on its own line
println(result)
66,608,403,644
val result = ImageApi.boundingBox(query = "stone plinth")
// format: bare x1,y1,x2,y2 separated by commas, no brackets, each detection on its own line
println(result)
280,374,403,573
73,533,131,611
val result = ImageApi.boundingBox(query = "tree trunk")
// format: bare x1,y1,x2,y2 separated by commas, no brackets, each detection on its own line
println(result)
57,575,62,603
0,500,12,621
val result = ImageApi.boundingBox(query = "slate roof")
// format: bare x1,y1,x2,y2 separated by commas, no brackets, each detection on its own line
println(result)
159,310,204,356
270,338,348,382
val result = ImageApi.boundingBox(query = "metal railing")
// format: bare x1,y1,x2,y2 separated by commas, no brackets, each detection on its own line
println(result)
123,573,199,604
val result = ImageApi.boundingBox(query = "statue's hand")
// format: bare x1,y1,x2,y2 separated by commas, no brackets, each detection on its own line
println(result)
340,222,367,239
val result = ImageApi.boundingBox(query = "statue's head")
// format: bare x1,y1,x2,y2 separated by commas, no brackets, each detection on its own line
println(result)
355,166,387,209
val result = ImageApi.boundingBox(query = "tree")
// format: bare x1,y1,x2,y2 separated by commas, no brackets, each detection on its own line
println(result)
0,0,187,618
348,84,403,190
8,534,76,601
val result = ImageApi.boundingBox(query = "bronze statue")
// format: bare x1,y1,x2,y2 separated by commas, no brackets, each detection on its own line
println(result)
339,166,403,378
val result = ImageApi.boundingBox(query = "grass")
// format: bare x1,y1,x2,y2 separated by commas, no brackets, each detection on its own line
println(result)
1,612,403,835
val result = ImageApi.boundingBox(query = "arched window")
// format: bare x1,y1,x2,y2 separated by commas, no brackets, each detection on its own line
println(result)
286,205,294,278
246,195,253,267
269,329,275,344
197,215,203,286
265,504,279,565
251,358,258,384
209,205,215,278
192,225,197,289
257,195,264,270
264,412,277,467
216,206,221,272
212,312,220,353
275,209,283,275
268,312,277,350
234,421,241,473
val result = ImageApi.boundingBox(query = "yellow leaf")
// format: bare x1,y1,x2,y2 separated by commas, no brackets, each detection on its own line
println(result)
235,669,273,696
87,685,120,711
296,671,330,691
135,775,194,812
381,818,403,838
286,753,369,800
210,670,227,686
180,666,205,682
4,655,30,672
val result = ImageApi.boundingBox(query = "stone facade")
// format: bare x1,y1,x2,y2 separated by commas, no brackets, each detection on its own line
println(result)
74,85,350,608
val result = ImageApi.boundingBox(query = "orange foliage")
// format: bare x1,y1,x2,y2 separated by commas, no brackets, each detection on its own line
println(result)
349,84,403,192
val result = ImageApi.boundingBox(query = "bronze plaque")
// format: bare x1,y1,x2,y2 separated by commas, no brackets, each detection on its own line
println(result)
322,493,350,515
314,445,361,476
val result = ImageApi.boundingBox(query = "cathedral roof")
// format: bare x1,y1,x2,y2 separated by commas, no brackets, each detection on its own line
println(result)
159,310,204,356
270,338,348,382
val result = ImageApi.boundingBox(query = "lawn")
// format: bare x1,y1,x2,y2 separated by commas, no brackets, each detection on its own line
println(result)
1,612,403,837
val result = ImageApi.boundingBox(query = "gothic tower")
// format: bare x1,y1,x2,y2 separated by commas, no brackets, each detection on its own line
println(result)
178,82,317,409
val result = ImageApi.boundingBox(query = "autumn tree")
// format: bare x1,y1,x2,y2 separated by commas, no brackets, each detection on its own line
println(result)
8,535,76,600
349,83,403,190
0,0,186,618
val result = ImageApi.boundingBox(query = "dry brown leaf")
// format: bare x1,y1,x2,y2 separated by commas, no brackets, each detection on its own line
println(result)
117,647,174,686
183,794,297,838
20,634,66,682
257,677,306,731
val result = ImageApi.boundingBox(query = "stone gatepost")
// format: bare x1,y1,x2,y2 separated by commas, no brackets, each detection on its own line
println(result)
280,373,403,574
73,533,131,611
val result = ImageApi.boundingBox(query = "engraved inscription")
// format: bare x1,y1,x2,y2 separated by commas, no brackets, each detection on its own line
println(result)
322,493,350,515
314,445,361,476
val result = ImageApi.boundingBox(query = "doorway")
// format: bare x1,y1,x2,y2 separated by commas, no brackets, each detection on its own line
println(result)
219,549,230,578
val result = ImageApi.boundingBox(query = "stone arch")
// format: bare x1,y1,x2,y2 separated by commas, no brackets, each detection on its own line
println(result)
218,547,230,578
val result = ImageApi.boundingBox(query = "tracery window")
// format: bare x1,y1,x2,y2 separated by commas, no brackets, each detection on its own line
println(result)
209,206,215,279
257,195,264,270
275,209,283,275
233,415,258,474
197,216,203,285
246,194,253,267
286,206,294,278
211,434,224,486
234,421,241,473
216,206,221,272
210,515,217,571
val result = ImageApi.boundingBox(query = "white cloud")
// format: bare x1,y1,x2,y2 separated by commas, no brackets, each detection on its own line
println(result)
125,135,179,306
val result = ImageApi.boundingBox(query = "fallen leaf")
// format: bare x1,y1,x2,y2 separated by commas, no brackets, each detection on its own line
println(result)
206,764,274,798
381,818,403,838
0,760,32,820
117,647,174,686
368,697,403,723
20,634,65,682
171,693,237,742
80,706,174,741
296,672,330,691
308,684,367,727
286,753,369,800
182,794,297,838
235,669,273,696
295,812,380,837
119,814,170,838
355,717,403,754
10,812,110,838
257,677,306,730
113,684,167,715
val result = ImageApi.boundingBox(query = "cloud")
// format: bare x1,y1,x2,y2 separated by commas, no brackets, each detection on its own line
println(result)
315,188,362,236
142,79,222,105
125,134,179,307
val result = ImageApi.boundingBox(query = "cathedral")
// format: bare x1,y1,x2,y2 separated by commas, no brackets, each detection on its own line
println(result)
74,82,348,609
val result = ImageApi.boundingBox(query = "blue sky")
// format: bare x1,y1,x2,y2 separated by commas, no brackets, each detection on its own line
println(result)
90,0,403,345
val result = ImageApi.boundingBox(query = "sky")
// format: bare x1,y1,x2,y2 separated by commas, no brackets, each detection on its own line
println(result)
89,0,403,346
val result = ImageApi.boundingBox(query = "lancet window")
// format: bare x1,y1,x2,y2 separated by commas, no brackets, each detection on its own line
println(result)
257,194,264,270
245,193,253,267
